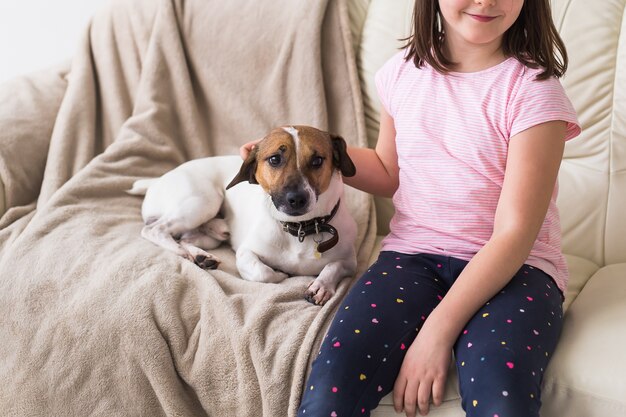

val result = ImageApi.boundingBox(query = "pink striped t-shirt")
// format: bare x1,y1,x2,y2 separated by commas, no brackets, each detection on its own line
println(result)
376,51,581,293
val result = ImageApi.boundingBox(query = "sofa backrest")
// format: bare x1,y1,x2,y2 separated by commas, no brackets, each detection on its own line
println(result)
552,0,626,267
350,0,626,268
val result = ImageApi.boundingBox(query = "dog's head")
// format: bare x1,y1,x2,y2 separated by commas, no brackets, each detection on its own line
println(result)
226,125,356,218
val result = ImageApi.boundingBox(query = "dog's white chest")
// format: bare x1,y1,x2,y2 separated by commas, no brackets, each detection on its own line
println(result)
254,230,336,276
285,234,326,261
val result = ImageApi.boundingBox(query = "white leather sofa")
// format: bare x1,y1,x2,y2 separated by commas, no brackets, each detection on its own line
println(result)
347,0,626,416
0,1,624,416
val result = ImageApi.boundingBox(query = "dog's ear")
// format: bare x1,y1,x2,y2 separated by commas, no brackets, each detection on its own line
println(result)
226,147,259,189
331,134,356,177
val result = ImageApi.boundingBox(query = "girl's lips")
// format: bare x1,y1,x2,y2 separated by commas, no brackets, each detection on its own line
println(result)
467,14,497,23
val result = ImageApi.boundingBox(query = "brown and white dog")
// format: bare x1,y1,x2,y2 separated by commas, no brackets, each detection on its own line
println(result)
128,125,357,305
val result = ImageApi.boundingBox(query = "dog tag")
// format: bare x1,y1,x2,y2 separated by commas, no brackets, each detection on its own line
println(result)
314,247,322,259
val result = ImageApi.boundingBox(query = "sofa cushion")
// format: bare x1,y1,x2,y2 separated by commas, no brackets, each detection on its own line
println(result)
562,254,600,311
542,263,626,416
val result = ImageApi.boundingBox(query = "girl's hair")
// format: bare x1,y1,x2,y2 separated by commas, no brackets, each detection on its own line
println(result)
403,0,568,80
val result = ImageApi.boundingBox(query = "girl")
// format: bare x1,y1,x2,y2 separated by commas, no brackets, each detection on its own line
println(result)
244,0,580,416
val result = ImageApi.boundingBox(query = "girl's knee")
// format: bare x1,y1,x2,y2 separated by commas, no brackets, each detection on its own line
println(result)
460,370,542,417
464,393,541,417
298,382,353,416
298,368,383,417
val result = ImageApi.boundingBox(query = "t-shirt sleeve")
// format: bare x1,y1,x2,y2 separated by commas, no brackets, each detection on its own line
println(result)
374,51,405,116
508,73,581,141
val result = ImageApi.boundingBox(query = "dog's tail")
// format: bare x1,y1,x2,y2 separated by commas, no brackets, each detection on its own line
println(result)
126,178,156,196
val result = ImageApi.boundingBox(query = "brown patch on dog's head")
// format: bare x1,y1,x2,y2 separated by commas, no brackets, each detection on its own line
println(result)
251,127,298,193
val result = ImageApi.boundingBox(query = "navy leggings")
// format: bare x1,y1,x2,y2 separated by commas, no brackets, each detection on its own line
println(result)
298,251,564,417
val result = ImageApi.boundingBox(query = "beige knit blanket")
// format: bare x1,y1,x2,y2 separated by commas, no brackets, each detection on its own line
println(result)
0,0,375,415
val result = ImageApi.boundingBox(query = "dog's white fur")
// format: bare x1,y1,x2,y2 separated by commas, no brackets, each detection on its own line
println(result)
128,126,357,305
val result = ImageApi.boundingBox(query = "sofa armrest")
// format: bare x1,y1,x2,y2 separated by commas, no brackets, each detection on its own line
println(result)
0,64,69,217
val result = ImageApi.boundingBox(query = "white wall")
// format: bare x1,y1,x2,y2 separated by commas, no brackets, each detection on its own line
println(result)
0,0,109,83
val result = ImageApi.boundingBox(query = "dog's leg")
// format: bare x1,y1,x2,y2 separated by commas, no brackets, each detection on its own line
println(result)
236,247,289,283
141,221,191,260
177,218,231,269
305,259,356,305
141,188,228,269
178,239,220,270
141,216,220,269
143,223,220,269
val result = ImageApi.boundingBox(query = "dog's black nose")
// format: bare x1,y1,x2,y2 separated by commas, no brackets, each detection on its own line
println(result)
286,191,308,210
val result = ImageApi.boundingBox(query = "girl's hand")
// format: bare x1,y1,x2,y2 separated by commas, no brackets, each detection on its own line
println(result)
239,139,262,160
393,327,452,416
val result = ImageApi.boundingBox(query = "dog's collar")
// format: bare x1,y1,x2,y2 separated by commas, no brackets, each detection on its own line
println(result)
280,200,341,253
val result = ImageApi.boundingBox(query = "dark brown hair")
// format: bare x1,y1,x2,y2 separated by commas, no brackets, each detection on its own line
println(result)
403,0,568,80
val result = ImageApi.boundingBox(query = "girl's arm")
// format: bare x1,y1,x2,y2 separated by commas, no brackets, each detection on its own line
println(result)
238,111,400,197
343,108,399,197
394,120,567,417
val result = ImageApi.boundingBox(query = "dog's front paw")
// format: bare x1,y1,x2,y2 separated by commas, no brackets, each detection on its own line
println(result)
305,279,335,306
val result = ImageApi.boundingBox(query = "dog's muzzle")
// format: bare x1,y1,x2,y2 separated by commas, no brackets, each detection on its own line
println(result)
272,183,312,216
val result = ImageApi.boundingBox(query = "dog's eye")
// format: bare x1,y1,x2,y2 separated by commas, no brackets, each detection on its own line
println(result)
268,155,282,167
311,156,324,168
